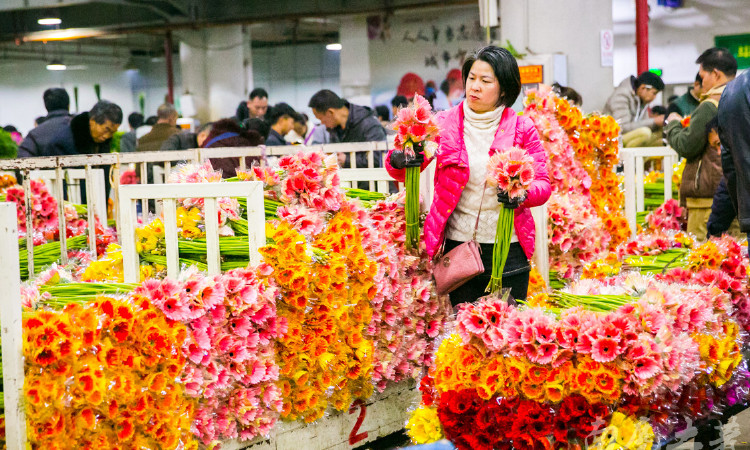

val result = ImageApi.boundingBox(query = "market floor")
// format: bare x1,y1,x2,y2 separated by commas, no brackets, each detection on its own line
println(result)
667,407,750,450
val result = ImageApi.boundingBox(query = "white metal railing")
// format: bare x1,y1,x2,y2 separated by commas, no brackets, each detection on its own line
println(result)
621,146,679,236
118,181,265,282
0,202,28,449
27,168,108,225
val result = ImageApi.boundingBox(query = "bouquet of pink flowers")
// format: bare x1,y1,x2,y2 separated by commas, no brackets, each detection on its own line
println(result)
485,147,535,292
392,94,439,250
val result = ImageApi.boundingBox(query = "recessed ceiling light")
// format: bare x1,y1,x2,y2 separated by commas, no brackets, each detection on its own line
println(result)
326,43,342,51
38,18,62,25
46,60,67,71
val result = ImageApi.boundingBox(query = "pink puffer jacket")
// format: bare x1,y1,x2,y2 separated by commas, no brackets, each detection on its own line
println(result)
386,102,551,259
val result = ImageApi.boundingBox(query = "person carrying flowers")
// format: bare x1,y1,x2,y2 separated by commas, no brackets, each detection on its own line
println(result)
386,45,550,306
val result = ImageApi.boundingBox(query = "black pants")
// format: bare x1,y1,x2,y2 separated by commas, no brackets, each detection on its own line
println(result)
444,239,530,308
707,177,736,238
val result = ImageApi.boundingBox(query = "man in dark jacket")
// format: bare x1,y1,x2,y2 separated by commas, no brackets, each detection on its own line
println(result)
17,88,72,158
665,47,737,239
120,112,144,153
264,103,301,146
48,100,122,156
308,89,387,169
47,100,122,200
137,104,179,152
718,69,750,240
666,73,702,117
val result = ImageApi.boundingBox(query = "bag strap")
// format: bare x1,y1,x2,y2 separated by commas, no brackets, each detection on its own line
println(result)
472,181,487,242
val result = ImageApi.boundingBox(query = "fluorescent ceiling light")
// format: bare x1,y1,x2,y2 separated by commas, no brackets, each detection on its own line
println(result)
326,43,342,51
46,61,67,71
38,18,62,26
23,28,106,42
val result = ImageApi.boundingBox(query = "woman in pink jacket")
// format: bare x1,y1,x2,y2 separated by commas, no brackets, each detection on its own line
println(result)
386,46,551,307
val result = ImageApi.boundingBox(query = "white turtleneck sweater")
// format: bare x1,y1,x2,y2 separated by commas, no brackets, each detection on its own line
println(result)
445,103,518,244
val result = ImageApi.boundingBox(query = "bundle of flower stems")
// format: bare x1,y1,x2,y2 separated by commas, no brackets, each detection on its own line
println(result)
622,248,687,274
548,270,567,290
549,291,636,312
37,282,137,306
18,235,89,279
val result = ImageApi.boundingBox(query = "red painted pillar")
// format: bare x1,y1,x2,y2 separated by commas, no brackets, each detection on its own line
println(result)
635,0,649,74
165,31,174,105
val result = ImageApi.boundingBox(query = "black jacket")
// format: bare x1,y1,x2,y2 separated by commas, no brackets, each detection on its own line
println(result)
17,110,72,158
328,102,387,168
48,112,113,156
718,71,750,232
264,129,287,146
160,131,198,151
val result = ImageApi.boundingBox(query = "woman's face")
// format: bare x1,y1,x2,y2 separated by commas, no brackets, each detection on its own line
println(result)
465,59,502,114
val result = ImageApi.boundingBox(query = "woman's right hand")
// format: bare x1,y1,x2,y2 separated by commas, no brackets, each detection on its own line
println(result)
389,150,424,169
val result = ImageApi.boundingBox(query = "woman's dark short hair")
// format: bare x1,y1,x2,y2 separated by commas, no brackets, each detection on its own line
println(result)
375,105,390,122
462,46,521,107
706,116,719,134
128,112,144,129
90,100,123,125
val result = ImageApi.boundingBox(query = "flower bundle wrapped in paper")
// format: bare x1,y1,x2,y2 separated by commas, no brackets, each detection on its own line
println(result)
392,94,439,250
485,147,535,292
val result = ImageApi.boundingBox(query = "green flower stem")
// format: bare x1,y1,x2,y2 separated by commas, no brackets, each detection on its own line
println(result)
405,166,420,250
487,205,514,293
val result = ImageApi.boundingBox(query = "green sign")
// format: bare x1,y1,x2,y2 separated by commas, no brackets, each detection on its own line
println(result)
649,68,663,77
715,33,750,69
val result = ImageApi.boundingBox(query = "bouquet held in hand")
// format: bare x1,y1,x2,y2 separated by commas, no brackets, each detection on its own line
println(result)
486,147,535,293
392,94,439,250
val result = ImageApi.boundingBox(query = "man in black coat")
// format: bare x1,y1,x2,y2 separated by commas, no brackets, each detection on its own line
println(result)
47,100,122,200
47,100,122,156
718,69,750,241
17,88,72,158
308,89,387,169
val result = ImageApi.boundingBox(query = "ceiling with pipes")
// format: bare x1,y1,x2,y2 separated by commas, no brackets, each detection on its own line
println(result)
0,0,473,59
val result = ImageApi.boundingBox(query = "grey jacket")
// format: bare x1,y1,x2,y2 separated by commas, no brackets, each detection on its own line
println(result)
602,77,657,134
17,110,72,158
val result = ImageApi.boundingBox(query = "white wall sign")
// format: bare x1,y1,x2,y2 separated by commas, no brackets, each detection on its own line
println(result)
601,29,614,67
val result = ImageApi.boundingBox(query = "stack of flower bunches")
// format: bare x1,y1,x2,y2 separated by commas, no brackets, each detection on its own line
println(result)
261,210,377,423
139,266,285,445
355,193,450,392
23,297,197,449
523,88,612,280
408,264,750,448
18,235,88,279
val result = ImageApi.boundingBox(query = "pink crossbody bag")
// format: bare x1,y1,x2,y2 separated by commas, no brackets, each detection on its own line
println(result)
432,185,486,296
433,114,523,296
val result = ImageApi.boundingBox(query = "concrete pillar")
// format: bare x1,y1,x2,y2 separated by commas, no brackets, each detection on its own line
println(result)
177,25,246,122
500,0,614,111
339,16,372,107
242,26,254,98
178,32,209,121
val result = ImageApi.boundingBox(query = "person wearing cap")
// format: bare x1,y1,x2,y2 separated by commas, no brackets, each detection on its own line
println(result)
264,102,301,146
603,70,666,147
665,47,737,240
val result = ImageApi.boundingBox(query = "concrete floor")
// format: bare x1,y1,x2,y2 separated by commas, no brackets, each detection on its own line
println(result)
667,407,750,450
